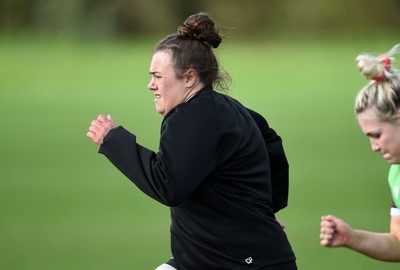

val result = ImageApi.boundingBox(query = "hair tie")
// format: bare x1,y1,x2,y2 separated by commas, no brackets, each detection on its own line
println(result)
371,55,392,81
383,57,392,71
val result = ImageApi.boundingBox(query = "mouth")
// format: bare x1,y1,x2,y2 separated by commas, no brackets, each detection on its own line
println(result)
154,94,161,101
382,153,393,162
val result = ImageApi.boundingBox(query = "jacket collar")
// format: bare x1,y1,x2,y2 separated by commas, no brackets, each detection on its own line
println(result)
185,84,213,103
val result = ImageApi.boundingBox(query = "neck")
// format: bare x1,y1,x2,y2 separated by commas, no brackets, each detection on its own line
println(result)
184,83,206,102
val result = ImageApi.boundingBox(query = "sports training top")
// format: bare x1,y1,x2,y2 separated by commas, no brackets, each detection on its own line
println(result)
99,85,296,269
389,165,400,216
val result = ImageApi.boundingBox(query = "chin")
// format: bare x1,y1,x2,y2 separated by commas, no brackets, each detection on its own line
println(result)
387,158,400,164
155,106,164,115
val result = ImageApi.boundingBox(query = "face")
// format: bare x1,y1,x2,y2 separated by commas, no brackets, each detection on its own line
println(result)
357,109,400,164
148,51,189,116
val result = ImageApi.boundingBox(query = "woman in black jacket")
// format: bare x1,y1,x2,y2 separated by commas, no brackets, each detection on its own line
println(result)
87,12,296,270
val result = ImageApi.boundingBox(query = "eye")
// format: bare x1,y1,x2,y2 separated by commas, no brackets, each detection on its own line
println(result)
150,73,161,80
369,133,380,139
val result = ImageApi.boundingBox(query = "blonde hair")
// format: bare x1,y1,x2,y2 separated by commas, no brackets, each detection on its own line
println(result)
355,44,400,121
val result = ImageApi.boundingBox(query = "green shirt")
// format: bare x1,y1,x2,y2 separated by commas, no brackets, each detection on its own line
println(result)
389,164,400,208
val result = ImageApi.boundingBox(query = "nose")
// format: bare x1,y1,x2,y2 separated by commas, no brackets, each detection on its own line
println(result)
370,138,381,152
148,78,157,91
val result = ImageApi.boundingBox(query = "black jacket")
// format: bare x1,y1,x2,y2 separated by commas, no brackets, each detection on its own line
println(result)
247,109,289,213
99,86,295,269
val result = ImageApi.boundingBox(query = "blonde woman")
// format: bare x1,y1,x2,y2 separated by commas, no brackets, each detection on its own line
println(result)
320,44,400,261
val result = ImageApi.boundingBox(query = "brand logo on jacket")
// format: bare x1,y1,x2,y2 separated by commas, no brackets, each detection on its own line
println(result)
245,257,253,264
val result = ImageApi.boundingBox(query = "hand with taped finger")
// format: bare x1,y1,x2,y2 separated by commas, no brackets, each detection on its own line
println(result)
320,214,353,248
87,114,117,146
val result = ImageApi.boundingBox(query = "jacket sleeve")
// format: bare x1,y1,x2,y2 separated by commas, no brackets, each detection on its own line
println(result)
98,107,218,206
246,108,289,213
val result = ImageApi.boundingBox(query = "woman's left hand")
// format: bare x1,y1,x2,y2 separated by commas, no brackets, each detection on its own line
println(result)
276,218,286,229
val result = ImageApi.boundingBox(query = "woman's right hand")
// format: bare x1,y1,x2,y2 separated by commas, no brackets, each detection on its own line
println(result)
320,214,352,247
87,114,116,146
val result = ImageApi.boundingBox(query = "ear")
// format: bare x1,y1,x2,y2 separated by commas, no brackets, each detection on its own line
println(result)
185,69,198,88
396,108,400,119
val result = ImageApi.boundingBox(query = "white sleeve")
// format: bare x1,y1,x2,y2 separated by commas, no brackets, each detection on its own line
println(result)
390,207,400,216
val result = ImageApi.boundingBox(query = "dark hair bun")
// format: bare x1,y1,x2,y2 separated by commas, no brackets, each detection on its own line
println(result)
177,12,222,48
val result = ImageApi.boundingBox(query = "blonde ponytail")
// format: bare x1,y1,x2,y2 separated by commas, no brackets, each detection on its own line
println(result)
355,44,400,121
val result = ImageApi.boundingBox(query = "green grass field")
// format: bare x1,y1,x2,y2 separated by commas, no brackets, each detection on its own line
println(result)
1,34,400,269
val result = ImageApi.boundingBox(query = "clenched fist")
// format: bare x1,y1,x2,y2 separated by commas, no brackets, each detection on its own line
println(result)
87,114,117,146
320,215,352,248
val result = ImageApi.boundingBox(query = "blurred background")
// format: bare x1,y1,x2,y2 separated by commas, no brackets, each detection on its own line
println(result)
1,0,400,269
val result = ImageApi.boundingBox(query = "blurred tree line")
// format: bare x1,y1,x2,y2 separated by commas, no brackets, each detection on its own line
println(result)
1,0,400,38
